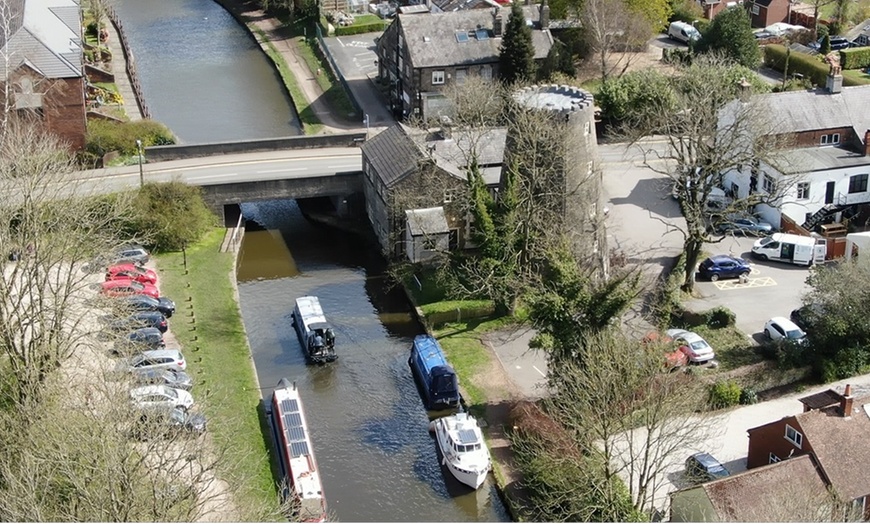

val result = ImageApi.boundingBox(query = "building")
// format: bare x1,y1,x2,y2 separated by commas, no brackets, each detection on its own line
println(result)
376,3,554,120
670,454,833,522
721,71,870,234
745,384,870,519
697,0,739,20
0,0,87,150
746,0,790,27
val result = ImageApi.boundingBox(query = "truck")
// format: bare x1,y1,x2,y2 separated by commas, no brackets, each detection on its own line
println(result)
408,334,460,410
751,232,826,266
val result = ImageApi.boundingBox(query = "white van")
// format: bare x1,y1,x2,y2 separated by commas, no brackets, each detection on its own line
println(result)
751,233,826,266
668,21,701,44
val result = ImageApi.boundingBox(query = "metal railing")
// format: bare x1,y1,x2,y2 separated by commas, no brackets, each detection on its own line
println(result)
104,5,151,120
230,212,244,252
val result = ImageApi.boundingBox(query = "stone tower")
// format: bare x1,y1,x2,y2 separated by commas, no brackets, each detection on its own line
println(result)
501,84,606,275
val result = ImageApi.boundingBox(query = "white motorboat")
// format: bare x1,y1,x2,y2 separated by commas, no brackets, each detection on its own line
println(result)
430,411,492,489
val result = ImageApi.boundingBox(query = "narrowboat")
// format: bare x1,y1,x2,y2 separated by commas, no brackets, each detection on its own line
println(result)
291,296,337,364
409,334,460,410
269,378,327,522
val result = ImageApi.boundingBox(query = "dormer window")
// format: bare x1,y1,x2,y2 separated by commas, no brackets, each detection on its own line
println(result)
820,133,840,145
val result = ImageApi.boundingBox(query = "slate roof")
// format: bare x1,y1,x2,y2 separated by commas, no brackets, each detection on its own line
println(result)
399,6,553,69
751,86,870,142
0,0,83,79
405,207,450,236
699,454,830,521
797,394,870,501
361,123,424,188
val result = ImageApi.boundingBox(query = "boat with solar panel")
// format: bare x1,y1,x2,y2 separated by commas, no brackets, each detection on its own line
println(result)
269,378,327,522
429,410,492,489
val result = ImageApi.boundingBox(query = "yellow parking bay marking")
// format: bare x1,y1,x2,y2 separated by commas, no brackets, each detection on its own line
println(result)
713,277,776,290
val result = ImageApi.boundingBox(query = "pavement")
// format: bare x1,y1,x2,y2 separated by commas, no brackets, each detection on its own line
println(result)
103,13,143,121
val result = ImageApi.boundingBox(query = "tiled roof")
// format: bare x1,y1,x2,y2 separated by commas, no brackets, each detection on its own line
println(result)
751,86,870,143
360,123,423,188
399,6,553,69
797,394,870,501
701,454,830,521
0,0,82,79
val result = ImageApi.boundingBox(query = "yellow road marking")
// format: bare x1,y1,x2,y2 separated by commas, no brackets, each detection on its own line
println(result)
713,277,776,290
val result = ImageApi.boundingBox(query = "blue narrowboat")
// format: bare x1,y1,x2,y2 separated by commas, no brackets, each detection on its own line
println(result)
409,334,460,410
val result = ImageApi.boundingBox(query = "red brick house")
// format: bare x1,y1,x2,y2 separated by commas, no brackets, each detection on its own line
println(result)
746,384,870,518
746,0,790,27
0,0,87,150
697,0,735,20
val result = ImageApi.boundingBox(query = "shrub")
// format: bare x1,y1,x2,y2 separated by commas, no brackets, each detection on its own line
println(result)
739,387,758,405
840,47,870,70
86,119,176,158
669,0,703,24
764,45,832,86
709,379,742,409
705,306,736,328
334,22,385,36
128,182,218,252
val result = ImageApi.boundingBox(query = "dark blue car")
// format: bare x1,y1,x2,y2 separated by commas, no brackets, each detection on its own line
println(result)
698,255,751,282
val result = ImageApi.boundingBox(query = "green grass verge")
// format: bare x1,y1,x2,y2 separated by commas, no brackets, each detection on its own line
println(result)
691,325,765,371
842,68,870,85
156,229,281,521
299,37,359,120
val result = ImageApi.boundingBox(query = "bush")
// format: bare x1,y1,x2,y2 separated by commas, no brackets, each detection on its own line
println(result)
86,119,176,158
840,47,870,70
597,68,678,125
669,0,703,24
739,387,758,405
128,182,218,252
709,379,742,409
705,306,736,328
764,45,832,86
334,22,385,36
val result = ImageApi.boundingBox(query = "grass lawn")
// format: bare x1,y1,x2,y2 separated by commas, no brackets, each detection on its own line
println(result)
691,325,765,371
156,229,281,521
843,68,870,85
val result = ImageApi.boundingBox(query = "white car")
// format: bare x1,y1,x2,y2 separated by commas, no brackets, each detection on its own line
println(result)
666,329,716,363
764,317,807,343
130,385,194,411
120,349,187,373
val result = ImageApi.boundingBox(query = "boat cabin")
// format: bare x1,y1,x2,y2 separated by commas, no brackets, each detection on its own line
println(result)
292,296,337,364
409,334,460,410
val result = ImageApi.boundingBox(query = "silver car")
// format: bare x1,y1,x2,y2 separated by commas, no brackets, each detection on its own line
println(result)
130,385,194,411
121,349,187,373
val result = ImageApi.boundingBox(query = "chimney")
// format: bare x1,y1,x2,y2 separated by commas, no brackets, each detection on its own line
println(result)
864,130,870,156
841,384,854,417
539,0,550,29
738,77,752,102
826,64,843,94
492,7,503,37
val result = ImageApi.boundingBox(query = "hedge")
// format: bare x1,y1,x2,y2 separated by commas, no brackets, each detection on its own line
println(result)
419,299,496,327
840,46,870,70
334,22,385,36
764,44,869,86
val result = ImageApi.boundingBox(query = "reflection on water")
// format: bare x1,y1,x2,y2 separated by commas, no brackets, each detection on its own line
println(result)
235,199,509,522
236,228,299,282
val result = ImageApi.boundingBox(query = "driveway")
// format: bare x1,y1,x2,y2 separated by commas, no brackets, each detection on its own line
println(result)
322,34,395,128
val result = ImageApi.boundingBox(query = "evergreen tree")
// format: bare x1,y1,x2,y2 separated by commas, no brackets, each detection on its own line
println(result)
695,6,761,69
538,39,576,81
820,33,832,54
499,2,536,84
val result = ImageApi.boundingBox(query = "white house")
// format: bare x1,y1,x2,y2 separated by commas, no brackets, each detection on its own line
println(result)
721,72,870,232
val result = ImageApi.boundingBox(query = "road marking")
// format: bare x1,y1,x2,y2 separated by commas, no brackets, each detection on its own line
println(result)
713,277,777,290
354,52,371,57
327,164,360,169
256,168,308,174
532,365,547,377
337,38,345,47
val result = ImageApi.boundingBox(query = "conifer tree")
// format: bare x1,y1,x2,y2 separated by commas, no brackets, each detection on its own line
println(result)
499,2,536,84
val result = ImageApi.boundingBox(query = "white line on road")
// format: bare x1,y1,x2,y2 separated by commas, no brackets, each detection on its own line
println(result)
532,365,547,377
354,52,370,57
256,168,308,174
327,164,360,169
337,38,345,47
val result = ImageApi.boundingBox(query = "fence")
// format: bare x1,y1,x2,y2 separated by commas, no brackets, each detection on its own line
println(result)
314,24,363,116
104,5,151,120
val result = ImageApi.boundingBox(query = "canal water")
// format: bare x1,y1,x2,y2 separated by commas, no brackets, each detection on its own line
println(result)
236,200,509,522
113,0,301,143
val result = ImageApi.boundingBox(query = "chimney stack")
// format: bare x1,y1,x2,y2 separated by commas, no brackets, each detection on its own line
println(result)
841,384,854,417
539,0,550,29
826,64,843,94
492,7,503,37
738,77,752,102
864,130,870,156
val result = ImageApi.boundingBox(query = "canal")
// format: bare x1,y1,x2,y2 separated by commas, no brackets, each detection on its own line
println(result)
113,0,301,143
236,200,509,521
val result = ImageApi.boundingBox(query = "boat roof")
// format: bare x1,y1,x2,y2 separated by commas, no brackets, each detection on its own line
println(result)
295,296,327,325
443,412,482,445
273,381,323,502
413,334,452,372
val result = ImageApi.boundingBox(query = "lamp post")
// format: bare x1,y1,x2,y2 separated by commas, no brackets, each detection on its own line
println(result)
135,139,144,188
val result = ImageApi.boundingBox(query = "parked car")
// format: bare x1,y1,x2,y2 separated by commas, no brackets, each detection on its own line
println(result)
666,329,715,363
128,407,207,440
119,294,176,318
113,327,165,355
790,303,824,331
697,255,752,282
810,35,851,50
115,244,150,265
122,349,187,373
100,279,159,299
106,311,168,334
685,452,730,483
717,216,774,236
641,331,690,370
133,368,193,390
764,316,807,343
106,263,158,284
130,385,193,411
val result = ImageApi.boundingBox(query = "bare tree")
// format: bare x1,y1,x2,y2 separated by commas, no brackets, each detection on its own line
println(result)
581,0,654,83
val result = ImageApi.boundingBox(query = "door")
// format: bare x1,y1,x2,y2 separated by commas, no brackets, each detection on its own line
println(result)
825,181,836,204
781,242,795,261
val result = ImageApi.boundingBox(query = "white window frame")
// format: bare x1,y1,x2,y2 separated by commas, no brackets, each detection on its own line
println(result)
763,173,775,193
769,452,781,464
443,188,461,203
785,424,803,448
432,70,445,85
797,182,810,200
751,3,760,14
821,133,840,145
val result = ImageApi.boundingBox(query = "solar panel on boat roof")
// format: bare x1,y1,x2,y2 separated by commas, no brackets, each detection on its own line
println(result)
290,441,310,457
281,398,299,413
283,412,303,428
286,426,306,442
458,428,478,444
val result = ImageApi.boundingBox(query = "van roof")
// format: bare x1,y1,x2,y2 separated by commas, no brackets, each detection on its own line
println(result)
771,232,816,243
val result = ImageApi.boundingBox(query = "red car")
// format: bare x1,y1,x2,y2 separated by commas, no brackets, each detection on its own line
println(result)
100,279,159,299
642,332,690,370
106,263,158,285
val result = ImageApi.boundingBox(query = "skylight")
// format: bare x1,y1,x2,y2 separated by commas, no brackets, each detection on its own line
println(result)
476,28,489,40
455,31,469,42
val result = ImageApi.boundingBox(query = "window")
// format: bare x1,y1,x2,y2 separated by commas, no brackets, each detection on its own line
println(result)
443,188,461,203
432,70,445,85
785,424,803,448
850,174,869,193
820,133,840,145
455,69,467,85
480,65,492,82
751,3,760,14
398,34,404,48
763,174,775,193
797,182,810,200
769,452,781,464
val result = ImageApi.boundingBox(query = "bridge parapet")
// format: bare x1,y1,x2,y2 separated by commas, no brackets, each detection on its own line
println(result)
146,133,366,162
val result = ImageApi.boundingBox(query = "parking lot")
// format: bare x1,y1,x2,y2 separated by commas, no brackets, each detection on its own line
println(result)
685,235,813,340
